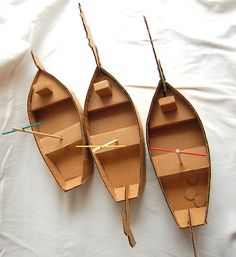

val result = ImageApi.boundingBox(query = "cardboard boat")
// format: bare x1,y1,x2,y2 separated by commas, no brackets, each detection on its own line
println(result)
84,66,145,247
27,52,93,191
144,17,211,230
147,81,211,229
84,66,145,203
79,4,145,246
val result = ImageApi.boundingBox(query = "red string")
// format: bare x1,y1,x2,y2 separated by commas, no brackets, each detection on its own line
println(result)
150,147,207,157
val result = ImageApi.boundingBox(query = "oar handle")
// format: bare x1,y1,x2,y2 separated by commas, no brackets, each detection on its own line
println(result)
12,127,63,139
151,147,207,157
76,145,126,148
1,122,43,135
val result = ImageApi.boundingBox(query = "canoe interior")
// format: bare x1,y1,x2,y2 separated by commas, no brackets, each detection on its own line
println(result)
148,83,210,228
28,71,92,191
85,68,145,202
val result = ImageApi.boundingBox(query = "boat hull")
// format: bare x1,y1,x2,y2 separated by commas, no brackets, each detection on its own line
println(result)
84,67,145,202
27,62,93,191
147,82,211,228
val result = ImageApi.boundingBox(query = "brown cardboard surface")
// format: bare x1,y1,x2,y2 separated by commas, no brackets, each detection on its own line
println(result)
27,53,93,191
83,67,145,247
147,82,211,228
158,95,177,112
49,143,83,181
84,67,145,203
90,125,139,155
40,123,82,155
80,4,145,246
149,89,196,130
31,51,45,71
149,120,205,157
160,168,208,211
194,195,207,207
33,99,78,134
87,74,129,113
79,3,101,67
97,145,140,189
174,207,207,228
115,184,139,201
94,80,112,96
31,73,70,111
184,187,197,200
152,146,209,177
88,103,137,135
34,82,53,96
120,186,136,247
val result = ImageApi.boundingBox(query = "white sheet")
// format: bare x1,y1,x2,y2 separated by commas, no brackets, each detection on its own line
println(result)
1,0,236,256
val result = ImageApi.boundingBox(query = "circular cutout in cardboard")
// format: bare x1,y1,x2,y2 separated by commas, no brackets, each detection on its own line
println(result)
186,173,199,185
194,195,206,207
184,187,197,201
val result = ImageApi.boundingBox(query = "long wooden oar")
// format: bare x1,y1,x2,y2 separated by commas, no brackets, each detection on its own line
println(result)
1,122,43,135
12,127,62,139
151,147,208,157
76,139,126,152
76,145,126,148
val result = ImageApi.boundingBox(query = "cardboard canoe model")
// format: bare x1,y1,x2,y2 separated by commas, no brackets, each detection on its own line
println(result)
144,17,210,255
79,4,145,247
147,81,211,228
27,52,93,191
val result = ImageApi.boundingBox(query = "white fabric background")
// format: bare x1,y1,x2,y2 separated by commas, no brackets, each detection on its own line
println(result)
0,0,236,256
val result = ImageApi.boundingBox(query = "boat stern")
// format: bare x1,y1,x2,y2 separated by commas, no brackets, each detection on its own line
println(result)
174,207,207,228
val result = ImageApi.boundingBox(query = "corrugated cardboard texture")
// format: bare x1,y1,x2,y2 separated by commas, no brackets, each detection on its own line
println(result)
84,67,145,202
147,83,211,229
27,54,93,191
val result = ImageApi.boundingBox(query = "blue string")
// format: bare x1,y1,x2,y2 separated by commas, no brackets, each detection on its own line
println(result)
1,122,43,135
